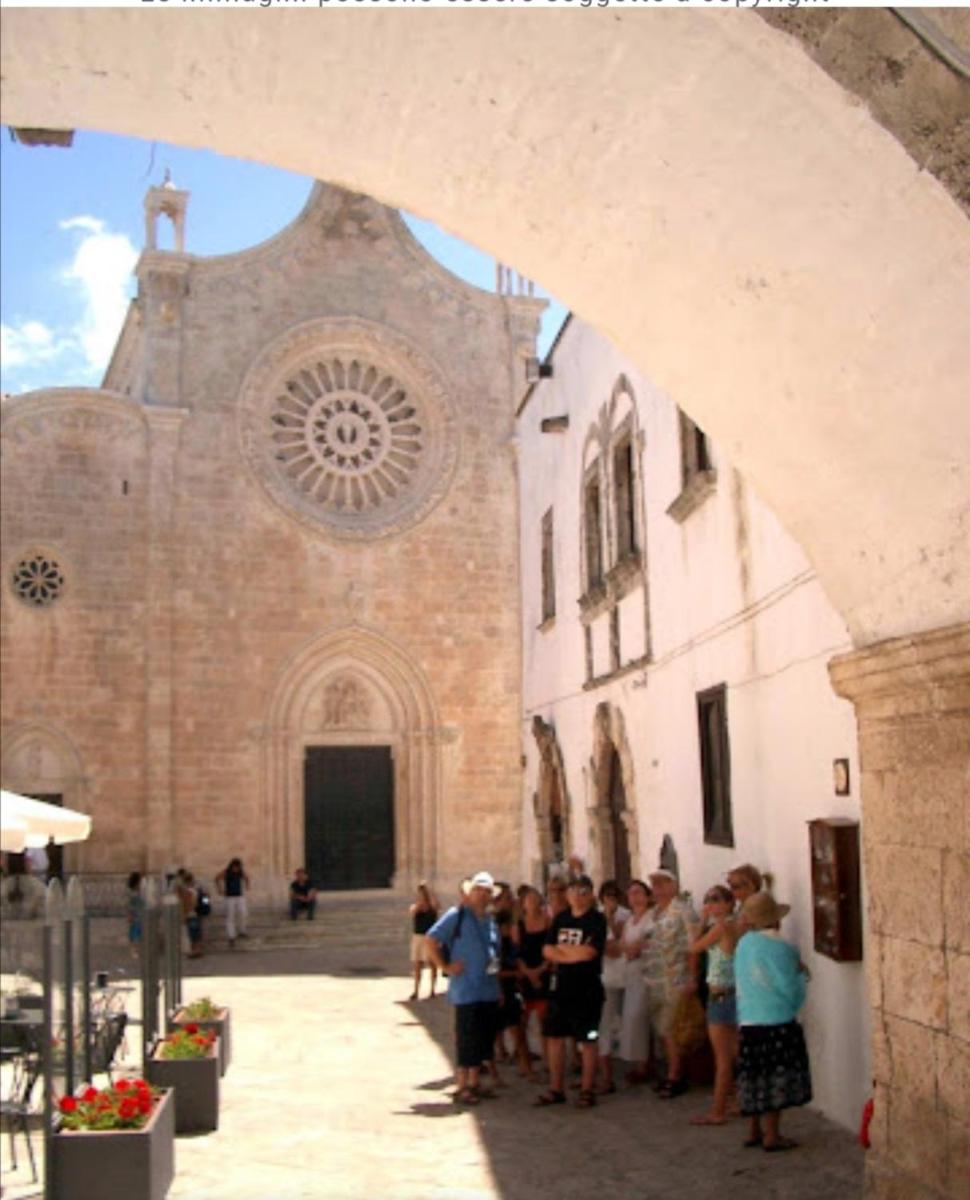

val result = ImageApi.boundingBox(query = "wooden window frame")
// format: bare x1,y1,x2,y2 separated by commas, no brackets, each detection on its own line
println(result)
612,433,638,562
697,684,734,848
540,507,556,625
583,464,605,594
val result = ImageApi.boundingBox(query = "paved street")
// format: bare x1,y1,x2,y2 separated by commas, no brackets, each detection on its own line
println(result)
2,935,865,1200
167,941,863,1200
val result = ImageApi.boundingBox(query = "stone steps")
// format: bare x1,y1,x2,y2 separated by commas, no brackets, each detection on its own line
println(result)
200,893,415,952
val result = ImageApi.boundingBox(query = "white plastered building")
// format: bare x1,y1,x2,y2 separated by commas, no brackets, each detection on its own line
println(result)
517,315,868,1131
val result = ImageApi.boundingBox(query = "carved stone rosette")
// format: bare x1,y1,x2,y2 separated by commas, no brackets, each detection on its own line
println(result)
237,318,459,541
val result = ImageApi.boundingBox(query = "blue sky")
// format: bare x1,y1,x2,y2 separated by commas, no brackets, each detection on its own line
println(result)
0,130,565,396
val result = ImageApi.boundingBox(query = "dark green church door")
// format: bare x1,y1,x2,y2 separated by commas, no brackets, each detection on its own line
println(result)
304,746,395,890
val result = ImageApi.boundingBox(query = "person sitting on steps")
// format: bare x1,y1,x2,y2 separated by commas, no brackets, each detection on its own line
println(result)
289,868,318,921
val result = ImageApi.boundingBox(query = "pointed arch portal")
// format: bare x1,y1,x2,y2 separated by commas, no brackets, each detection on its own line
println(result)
263,626,440,889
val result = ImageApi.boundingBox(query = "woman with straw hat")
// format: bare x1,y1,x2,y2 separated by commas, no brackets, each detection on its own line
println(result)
734,891,812,1152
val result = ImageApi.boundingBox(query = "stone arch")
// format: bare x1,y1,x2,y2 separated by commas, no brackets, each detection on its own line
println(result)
587,701,640,888
0,722,88,868
3,13,967,646
530,715,571,876
261,625,440,891
588,700,638,888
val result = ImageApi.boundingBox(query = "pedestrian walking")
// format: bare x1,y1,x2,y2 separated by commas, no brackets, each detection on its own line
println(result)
216,857,251,948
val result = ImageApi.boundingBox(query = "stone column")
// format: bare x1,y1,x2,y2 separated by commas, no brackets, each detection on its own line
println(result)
143,407,189,871
829,623,970,1200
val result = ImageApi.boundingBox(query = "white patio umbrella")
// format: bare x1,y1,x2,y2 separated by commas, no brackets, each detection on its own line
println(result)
0,789,92,853
0,812,29,854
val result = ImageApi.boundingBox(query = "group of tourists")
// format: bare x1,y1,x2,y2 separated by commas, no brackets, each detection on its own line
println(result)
413,860,812,1152
127,858,252,957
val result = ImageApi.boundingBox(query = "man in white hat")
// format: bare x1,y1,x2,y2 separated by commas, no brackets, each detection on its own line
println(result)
426,871,502,1105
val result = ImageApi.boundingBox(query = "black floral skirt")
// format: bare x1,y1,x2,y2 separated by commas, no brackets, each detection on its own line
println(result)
737,1021,813,1115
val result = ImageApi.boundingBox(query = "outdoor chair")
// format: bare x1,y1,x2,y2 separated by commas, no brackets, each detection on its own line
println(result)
89,1011,128,1081
0,1029,42,1183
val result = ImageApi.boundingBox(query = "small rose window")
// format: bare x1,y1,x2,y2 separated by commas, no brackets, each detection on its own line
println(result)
11,554,65,607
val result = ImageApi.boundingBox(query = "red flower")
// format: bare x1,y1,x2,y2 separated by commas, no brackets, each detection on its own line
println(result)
58,1096,79,1114
184,1023,200,1034
81,1086,99,1102
137,1094,153,1114
132,1078,149,1091
192,1035,208,1046
115,1078,131,1092
119,1097,138,1119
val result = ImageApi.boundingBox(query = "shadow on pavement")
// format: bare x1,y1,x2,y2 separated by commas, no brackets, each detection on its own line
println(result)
400,988,865,1200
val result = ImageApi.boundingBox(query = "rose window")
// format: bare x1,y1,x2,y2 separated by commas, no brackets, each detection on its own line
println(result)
238,320,457,541
11,554,65,607
270,359,423,512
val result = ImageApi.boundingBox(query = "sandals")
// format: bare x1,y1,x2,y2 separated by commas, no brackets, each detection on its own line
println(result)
743,1134,763,1148
576,1090,597,1108
453,1088,480,1106
763,1137,799,1153
657,1079,689,1099
533,1090,566,1107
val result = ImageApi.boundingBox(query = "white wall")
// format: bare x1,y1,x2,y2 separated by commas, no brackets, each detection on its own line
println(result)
517,316,869,1130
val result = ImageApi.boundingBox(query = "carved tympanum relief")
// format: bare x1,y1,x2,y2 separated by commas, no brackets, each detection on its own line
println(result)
322,675,372,728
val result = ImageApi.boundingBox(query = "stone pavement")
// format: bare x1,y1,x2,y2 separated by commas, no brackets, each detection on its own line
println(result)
2,935,865,1200
166,938,863,1200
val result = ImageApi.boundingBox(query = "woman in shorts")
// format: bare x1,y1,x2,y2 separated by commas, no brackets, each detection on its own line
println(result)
409,882,439,1000
689,883,740,1125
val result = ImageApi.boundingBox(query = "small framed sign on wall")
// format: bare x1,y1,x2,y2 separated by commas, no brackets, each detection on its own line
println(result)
833,758,850,796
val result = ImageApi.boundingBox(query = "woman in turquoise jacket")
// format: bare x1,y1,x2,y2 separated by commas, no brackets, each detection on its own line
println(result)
735,891,812,1152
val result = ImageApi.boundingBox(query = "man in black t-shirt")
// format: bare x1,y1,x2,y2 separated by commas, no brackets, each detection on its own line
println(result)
536,874,607,1109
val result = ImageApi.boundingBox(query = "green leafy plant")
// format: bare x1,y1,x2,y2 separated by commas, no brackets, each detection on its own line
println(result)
180,996,221,1020
156,1024,216,1060
57,1079,159,1131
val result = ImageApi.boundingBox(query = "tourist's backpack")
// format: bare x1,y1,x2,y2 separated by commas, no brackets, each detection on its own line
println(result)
440,905,466,964
195,886,212,918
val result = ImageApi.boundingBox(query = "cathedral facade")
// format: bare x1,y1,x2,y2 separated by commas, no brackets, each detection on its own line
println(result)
1,182,544,901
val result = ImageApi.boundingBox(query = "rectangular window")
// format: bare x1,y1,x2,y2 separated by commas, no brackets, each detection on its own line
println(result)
679,409,712,487
613,436,637,560
541,508,556,623
584,474,603,591
584,625,593,682
609,607,621,672
697,684,733,847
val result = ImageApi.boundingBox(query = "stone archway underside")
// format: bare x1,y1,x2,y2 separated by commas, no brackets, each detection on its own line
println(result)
2,11,968,650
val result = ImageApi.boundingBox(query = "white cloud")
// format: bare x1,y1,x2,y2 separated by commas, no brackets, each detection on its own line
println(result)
59,215,106,236
59,214,138,373
1,319,60,370
1,214,138,395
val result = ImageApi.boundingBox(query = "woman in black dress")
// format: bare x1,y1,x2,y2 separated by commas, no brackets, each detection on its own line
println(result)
516,886,551,1081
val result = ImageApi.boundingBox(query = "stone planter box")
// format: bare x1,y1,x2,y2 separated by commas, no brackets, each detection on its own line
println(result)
148,1038,220,1134
169,1005,231,1076
52,1085,175,1200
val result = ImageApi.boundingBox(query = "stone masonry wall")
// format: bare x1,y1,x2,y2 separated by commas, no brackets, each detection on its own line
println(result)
830,624,970,1200
0,395,149,871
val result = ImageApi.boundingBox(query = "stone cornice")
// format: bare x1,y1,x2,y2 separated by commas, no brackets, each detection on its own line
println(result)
829,621,970,711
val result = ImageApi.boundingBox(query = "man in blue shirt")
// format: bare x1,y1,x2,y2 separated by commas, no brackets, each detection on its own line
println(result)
426,871,502,1105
